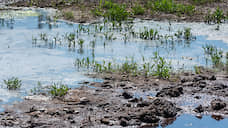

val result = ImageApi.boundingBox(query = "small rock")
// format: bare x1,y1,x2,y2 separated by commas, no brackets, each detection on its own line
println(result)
156,86,183,97
103,80,110,84
122,91,133,99
79,97,90,105
25,95,50,101
117,82,126,87
151,98,180,118
138,111,159,123
194,96,201,99
101,84,112,88
194,105,204,113
137,101,151,107
209,75,216,80
101,118,110,125
211,99,226,110
193,76,203,82
129,98,139,103
120,118,128,127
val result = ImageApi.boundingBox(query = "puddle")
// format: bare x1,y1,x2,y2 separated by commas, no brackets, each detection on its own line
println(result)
159,114,228,128
0,8,228,127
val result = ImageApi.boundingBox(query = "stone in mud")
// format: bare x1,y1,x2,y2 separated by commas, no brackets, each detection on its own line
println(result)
122,91,133,99
151,98,180,118
193,76,203,82
194,96,201,99
117,82,126,87
129,98,139,103
211,99,226,110
182,81,194,86
79,97,90,105
24,95,50,101
156,86,183,97
101,84,113,88
137,101,151,107
194,105,204,113
138,111,160,123
63,90,81,102
101,118,110,125
212,81,227,90
119,118,128,127
180,76,192,83
209,75,216,80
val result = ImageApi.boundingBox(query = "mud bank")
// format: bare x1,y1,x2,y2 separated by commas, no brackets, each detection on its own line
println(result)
1,70,227,127
7,0,228,23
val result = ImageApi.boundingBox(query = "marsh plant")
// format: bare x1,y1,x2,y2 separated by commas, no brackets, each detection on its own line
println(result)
49,83,69,97
104,2,129,22
153,52,171,79
139,27,159,40
184,28,192,40
132,4,145,15
40,33,48,42
3,77,22,90
67,33,76,48
75,53,171,79
204,8,226,24
30,81,46,95
203,44,224,68
152,0,195,16
63,11,74,20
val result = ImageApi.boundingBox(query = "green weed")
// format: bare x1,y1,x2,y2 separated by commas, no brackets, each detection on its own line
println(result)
139,27,159,40
204,7,226,24
104,3,129,22
153,52,171,79
49,83,69,97
132,4,145,15
152,0,195,16
203,44,224,68
63,11,74,20
184,28,192,40
3,77,22,90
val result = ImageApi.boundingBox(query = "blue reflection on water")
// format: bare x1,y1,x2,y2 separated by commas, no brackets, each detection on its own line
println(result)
160,114,228,128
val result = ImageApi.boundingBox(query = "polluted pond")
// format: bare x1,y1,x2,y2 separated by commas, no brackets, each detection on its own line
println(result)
0,7,228,127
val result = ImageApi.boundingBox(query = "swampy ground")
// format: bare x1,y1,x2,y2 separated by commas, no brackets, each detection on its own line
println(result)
0,0,228,128
1,70,228,127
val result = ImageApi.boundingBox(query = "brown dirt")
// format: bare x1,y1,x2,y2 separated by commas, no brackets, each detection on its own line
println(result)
0,70,228,127
7,0,228,23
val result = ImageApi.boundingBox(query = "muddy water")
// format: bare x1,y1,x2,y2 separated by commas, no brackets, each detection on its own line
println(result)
0,8,228,127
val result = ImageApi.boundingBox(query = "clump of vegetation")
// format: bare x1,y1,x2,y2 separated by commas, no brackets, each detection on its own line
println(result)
153,52,171,79
194,66,201,74
132,4,145,15
3,77,22,90
226,52,228,73
67,33,76,48
152,0,195,16
203,44,224,68
91,8,103,16
139,27,159,40
191,0,220,5
40,33,48,42
75,53,171,79
104,3,129,22
63,11,74,20
184,28,192,40
49,83,69,97
204,7,226,24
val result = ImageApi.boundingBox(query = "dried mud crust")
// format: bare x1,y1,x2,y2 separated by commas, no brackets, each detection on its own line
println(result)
7,0,228,23
1,71,228,127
